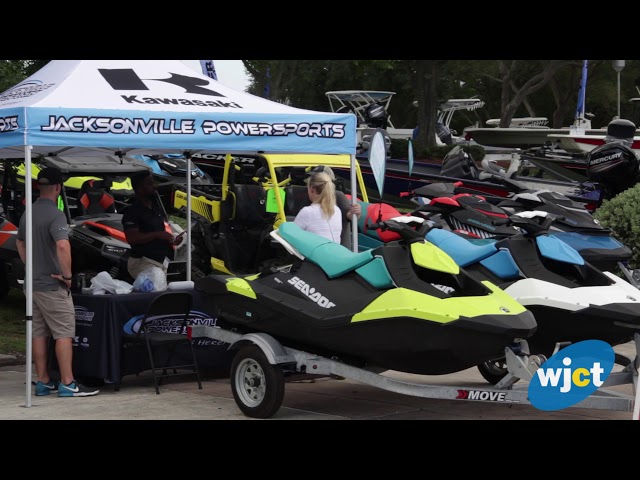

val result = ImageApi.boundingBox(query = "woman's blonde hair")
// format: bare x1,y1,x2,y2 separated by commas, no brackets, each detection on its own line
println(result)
307,171,336,219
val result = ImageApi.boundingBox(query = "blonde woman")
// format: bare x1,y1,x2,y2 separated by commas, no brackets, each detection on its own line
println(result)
293,171,342,243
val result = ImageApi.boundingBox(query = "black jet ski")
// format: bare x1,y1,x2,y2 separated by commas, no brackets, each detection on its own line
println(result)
350,200,640,383
405,183,633,275
195,219,537,376
421,212,640,383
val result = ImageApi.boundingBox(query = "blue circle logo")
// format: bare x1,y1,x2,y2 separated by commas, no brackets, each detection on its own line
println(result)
528,340,615,411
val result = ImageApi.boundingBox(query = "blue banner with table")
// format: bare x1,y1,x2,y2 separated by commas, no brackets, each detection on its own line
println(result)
69,289,233,384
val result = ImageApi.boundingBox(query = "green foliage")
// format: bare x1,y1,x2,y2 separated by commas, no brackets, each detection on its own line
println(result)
0,60,27,92
389,139,485,162
0,60,49,93
593,184,640,268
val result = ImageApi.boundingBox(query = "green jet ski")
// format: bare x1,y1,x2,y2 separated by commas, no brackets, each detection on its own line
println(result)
195,217,537,375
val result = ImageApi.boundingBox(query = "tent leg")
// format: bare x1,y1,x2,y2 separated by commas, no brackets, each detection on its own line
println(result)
24,145,33,408
350,154,358,252
185,153,192,282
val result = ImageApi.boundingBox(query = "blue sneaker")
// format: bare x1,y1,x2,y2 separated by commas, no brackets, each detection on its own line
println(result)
35,380,60,396
58,380,100,397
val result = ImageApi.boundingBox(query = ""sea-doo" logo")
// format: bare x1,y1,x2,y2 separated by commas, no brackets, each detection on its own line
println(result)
467,218,496,231
431,283,455,294
590,152,623,165
287,276,336,308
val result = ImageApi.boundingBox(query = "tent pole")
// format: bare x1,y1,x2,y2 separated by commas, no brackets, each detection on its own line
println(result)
350,154,358,252
24,145,33,407
185,153,192,282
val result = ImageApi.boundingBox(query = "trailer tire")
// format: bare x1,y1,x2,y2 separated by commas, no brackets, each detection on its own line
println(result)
477,357,508,385
230,345,285,419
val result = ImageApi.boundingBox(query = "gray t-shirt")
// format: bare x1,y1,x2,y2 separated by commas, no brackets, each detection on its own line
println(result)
17,198,70,292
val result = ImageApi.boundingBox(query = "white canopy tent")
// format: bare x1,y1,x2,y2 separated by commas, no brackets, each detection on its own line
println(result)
0,60,357,406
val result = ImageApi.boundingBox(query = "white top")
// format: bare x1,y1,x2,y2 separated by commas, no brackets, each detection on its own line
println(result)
294,203,342,243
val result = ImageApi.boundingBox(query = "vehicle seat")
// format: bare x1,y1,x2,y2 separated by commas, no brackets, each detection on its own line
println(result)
283,185,311,220
77,179,116,216
282,167,311,220
231,184,269,227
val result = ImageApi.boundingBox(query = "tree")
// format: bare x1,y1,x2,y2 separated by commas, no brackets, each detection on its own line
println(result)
0,60,49,92
413,60,439,147
493,60,572,127
0,60,28,92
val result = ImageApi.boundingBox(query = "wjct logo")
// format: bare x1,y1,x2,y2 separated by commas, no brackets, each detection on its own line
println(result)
97,69,242,109
528,340,615,411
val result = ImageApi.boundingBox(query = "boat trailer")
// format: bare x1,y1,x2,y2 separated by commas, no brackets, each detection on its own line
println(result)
188,325,640,420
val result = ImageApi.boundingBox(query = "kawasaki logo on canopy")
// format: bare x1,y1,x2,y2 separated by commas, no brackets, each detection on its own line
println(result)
98,69,242,109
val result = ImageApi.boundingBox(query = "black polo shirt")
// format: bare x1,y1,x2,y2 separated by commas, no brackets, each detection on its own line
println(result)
122,200,172,263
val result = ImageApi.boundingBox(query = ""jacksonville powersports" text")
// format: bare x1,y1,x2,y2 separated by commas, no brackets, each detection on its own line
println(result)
41,116,346,138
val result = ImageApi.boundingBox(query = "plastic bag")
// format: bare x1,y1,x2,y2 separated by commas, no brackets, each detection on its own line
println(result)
132,266,167,292
90,271,134,295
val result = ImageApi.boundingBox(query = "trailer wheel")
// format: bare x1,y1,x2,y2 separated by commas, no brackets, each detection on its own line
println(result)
477,357,508,385
230,345,284,419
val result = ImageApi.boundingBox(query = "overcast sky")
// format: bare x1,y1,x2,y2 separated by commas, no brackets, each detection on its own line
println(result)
181,60,251,92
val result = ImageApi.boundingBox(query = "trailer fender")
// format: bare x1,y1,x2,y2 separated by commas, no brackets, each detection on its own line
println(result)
229,333,296,365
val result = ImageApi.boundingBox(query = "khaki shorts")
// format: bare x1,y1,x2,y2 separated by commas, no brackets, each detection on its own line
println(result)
32,288,75,340
128,256,168,280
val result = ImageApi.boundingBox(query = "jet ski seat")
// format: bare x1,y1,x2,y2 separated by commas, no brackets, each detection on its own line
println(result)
278,222,373,278
426,228,497,267
77,179,116,216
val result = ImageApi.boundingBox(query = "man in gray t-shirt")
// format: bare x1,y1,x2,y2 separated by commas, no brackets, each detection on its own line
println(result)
16,167,99,397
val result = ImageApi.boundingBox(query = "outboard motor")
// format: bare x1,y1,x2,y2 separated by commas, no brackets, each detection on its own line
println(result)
359,128,391,159
587,120,639,198
605,118,636,146
440,146,480,180
364,103,388,129
435,122,453,145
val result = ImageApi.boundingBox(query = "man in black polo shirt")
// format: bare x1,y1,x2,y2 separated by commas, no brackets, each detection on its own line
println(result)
122,171,183,281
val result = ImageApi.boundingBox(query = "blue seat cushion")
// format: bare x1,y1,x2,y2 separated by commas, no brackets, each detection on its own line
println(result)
426,228,497,267
480,250,521,279
279,222,373,278
537,235,584,265
356,257,394,289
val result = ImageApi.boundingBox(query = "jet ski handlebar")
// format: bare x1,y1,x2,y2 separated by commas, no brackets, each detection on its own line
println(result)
367,216,436,243
508,211,566,237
